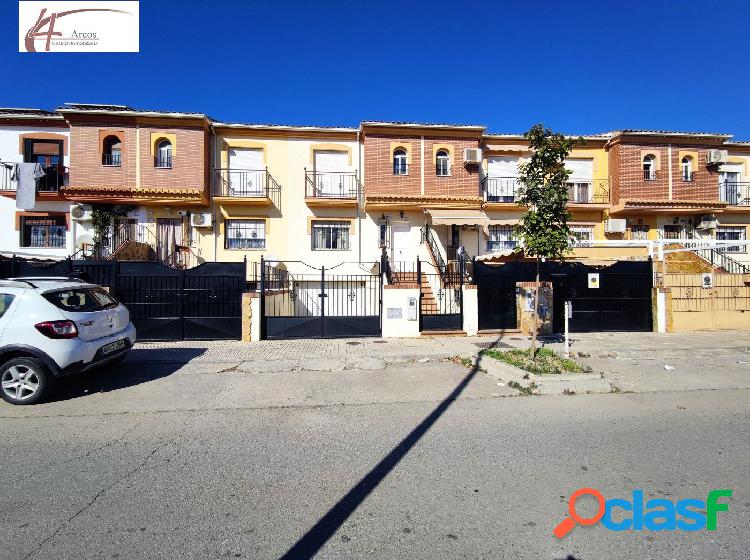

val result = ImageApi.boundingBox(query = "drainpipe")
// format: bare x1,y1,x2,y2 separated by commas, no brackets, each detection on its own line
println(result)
209,121,218,262
357,128,362,265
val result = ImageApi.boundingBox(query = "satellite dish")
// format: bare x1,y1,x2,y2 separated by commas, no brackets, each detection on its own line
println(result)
75,234,94,249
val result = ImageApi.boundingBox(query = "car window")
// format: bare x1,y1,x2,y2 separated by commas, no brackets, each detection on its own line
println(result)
43,288,119,312
0,293,15,319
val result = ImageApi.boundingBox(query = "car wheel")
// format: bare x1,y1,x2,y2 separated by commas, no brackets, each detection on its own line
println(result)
0,357,56,405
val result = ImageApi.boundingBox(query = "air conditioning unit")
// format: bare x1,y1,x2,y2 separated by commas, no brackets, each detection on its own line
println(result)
696,214,717,230
605,218,627,234
190,213,213,228
70,204,92,221
463,148,482,164
707,149,728,164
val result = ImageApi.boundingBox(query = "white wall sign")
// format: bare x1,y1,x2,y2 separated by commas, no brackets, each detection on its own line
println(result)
387,307,402,319
588,273,600,289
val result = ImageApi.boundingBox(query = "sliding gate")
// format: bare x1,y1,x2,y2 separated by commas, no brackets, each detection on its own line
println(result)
260,259,382,339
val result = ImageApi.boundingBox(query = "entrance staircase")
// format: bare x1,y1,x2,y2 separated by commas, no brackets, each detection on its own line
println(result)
663,241,749,274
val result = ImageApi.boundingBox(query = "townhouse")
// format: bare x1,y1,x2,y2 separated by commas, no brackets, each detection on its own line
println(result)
0,108,72,258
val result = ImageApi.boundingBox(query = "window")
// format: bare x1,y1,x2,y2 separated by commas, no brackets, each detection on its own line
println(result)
312,221,350,251
436,150,450,176
393,149,408,175
20,216,66,248
631,224,650,240
43,288,118,312
570,225,594,245
681,156,693,182
155,140,172,168
225,219,266,249
567,182,592,203
717,226,746,253
0,294,15,319
643,155,656,180
102,135,122,166
487,225,517,252
23,139,63,192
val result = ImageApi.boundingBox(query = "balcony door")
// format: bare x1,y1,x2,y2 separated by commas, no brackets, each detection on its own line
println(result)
313,150,348,196
228,148,264,196
157,218,186,263
719,164,742,204
23,139,63,192
565,159,594,203
486,156,517,202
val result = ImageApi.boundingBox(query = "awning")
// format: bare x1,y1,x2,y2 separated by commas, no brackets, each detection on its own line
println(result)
425,208,489,227
485,144,529,153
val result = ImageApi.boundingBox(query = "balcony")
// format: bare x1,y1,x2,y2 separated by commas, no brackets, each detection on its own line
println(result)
482,176,518,203
720,182,750,206
0,164,68,194
102,153,122,167
213,168,280,206
305,170,360,207
566,179,610,205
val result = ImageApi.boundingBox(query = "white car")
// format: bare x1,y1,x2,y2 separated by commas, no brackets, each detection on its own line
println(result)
0,277,137,405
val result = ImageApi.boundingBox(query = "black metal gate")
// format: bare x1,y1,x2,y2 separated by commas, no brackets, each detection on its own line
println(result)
1,256,245,341
418,259,464,332
260,258,382,339
474,260,653,333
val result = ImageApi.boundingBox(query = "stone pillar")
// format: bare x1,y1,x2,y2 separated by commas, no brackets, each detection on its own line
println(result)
382,285,421,338
241,292,261,342
462,284,478,336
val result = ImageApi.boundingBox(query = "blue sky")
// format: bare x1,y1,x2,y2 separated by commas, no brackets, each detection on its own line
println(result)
5,0,750,137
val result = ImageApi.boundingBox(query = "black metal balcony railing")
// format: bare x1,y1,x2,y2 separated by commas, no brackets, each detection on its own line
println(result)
0,164,68,193
213,168,281,199
487,240,518,253
482,176,518,202
644,170,656,181
155,155,172,168
102,153,122,166
566,180,610,204
305,170,359,199
719,182,750,205
682,172,694,182
393,161,408,175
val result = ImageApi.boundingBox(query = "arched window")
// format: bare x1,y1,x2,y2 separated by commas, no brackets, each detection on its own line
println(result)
436,150,450,176
681,156,693,182
155,139,172,168
393,149,407,175
102,135,122,166
643,154,656,180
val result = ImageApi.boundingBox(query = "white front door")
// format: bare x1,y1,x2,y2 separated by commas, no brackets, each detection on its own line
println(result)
313,150,348,195
391,224,413,268
228,148,264,195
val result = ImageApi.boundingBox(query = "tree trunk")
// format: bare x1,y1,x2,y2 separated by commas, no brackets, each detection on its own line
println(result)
531,256,540,359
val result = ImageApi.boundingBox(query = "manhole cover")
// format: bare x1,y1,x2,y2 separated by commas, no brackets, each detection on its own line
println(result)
347,341,361,346
474,341,512,349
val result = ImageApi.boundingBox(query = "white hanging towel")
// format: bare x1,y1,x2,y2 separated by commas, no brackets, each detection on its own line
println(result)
15,163,45,210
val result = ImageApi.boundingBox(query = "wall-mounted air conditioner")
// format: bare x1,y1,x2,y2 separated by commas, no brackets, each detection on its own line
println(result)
696,214,717,230
605,218,627,234
707,149,728,164
70,204,92,221
190,213,213,228
463,148,482,164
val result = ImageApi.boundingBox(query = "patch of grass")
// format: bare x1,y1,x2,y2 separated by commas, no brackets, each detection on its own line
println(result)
481,347,592,375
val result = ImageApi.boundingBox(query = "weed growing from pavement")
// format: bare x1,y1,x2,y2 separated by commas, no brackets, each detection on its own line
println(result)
507,380,538,395
481,347,592,375
447,356,487,373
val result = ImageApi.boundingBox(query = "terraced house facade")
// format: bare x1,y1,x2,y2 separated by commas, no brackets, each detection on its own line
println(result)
2,103,750,338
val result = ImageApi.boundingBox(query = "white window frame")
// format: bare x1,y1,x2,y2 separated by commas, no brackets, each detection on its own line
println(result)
643,155,655,180
487,225,517,252
716,226,746,254
312,220,351,251
570,225,594,246
156,140,173,168
436,150,450,177
393,149,408,175
681,157,693,182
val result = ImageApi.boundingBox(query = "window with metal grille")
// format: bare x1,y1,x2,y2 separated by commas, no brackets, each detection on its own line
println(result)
312,221,350,251
225,219,266,249
570,225,594,244
631,224,650,240
717,226,746,253
487,225,517,252
20,216,66,248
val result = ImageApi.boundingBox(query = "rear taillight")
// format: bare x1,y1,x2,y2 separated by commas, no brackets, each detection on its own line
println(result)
34,320,79,339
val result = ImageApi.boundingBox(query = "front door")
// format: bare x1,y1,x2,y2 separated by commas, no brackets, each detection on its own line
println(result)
391,224,413,270
157,218,185,262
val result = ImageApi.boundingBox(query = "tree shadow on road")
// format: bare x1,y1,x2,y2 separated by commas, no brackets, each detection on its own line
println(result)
279,337,506,559
48,347,207,403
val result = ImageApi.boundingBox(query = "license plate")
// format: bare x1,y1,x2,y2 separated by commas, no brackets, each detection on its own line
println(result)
100,339,126,355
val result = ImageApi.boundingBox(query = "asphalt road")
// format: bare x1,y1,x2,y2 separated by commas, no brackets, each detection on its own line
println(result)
0,357,748,559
